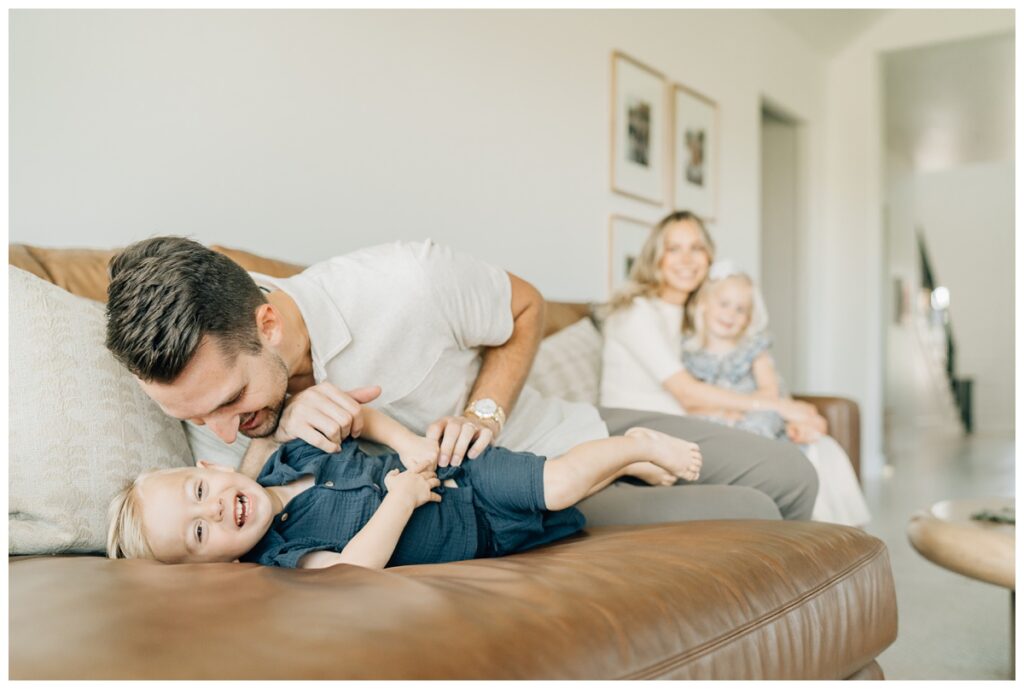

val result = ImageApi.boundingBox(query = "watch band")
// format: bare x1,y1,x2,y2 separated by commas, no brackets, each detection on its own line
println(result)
464,399,506,432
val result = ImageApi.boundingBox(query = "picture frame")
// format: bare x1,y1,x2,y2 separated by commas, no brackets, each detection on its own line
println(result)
610,51,667,205
608,215,654,295
672,83,718,220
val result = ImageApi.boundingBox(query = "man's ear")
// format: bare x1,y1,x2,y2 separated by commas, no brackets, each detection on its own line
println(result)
196,459,235,473
255,303,283,347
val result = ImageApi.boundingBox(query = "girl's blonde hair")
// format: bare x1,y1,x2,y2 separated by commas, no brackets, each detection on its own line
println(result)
684,268,769,351
106,473,158,560
605,210,715,335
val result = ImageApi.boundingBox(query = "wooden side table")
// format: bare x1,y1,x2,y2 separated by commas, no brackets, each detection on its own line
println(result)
907,497,1015,676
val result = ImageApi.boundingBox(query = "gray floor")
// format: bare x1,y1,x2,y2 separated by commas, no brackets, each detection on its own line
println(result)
863,425,1015,680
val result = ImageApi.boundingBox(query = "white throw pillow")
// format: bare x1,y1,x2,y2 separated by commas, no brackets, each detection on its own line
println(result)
9,267,192,555
525,316,603,405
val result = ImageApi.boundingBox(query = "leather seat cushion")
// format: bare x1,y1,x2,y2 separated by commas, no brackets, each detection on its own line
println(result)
10,520,896,680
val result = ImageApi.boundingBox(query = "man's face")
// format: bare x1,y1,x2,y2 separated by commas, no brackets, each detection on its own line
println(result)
137,462,274,564
139,336,289,444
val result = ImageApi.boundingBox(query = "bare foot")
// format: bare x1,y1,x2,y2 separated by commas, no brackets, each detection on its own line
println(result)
624,427,702,481
622,461,678,486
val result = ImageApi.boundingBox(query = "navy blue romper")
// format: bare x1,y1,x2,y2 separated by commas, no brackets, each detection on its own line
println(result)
241,439,585,568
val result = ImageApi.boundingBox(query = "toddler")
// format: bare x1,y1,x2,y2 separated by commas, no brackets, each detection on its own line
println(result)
107,407,702,568
681,264,870,527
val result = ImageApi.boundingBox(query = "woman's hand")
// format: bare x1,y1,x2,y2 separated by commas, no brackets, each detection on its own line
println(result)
383,468,442,510
772,398,822,424
395,435,440,472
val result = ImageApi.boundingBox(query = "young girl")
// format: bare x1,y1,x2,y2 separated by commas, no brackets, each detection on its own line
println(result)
681,263,870,527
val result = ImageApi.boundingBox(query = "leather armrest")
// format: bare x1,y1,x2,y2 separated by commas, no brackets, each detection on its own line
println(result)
792,395,860,481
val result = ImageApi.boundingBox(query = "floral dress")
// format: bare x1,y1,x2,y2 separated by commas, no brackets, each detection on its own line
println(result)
681,332,871,527
681,333,786,440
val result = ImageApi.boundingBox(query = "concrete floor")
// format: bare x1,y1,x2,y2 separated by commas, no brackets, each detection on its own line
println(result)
863,425,1015,680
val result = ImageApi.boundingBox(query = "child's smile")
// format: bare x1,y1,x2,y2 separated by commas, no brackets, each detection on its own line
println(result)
136,461,276,564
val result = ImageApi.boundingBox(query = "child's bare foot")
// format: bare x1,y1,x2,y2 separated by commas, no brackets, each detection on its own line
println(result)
623,461,678,486
624,427,702,482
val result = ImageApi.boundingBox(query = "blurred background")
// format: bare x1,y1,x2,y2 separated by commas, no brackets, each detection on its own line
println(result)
8,8,1016,678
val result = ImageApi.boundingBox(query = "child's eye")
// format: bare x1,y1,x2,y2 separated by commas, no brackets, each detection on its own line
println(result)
196,522,204,543
197,482,205,500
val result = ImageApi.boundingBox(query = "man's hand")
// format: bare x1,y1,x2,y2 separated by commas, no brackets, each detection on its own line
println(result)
274,383,382,453
426,415,496,467
383,468,442,510
394,435,440,473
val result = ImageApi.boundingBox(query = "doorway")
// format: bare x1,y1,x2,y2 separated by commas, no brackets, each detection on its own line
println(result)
759,104,803,389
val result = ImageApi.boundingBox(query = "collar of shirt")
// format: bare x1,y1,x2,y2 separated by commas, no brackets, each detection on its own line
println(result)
250,270,352,382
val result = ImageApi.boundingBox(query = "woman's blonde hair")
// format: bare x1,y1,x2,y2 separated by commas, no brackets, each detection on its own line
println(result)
106,473,158,560
605,210,715,335
684,269,769,351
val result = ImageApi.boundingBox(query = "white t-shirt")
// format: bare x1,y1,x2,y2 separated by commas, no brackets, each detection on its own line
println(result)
187,240,607,466
599,296,688,416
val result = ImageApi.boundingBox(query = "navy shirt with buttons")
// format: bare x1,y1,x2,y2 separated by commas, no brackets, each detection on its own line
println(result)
241,439,585,569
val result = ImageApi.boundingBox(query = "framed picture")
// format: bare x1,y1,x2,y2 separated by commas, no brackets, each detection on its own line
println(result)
611,52,667,205
608,215,654,294
672,83,718,220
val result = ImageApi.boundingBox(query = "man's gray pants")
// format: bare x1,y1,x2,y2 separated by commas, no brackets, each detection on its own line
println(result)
576,407,819,526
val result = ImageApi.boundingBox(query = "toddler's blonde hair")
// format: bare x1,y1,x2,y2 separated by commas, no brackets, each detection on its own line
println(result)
106,472,160,561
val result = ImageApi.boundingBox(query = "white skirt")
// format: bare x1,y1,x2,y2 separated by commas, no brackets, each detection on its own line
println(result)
801,435,872,527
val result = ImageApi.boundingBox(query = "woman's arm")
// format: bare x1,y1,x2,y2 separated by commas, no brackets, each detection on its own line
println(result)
664,367,817,421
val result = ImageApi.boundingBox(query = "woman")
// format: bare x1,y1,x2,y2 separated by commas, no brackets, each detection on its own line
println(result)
600,211,866,526
601,210,822,425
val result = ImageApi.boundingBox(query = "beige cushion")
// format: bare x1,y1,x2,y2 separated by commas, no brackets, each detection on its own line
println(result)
9,267,192,555
525,317,603,404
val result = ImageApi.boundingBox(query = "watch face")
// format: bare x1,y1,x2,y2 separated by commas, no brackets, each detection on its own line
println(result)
474,399,498,416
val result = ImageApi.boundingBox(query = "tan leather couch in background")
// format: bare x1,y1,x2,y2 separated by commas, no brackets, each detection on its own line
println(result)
8,243,895,679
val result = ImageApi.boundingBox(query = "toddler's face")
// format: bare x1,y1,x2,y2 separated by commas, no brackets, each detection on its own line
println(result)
137,461,274,564
703,277,753,342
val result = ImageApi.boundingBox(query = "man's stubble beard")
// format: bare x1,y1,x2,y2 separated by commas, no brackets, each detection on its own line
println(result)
240,350,290,440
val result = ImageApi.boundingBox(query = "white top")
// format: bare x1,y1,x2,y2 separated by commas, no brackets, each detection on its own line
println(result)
187,240,607,467
599,295,688,416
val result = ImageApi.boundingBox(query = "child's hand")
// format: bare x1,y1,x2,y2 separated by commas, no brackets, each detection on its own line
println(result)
384,468,442,510
396,436,440,472
786,421,823,444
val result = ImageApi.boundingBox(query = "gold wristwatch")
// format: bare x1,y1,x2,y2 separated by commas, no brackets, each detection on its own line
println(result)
464,398,506,433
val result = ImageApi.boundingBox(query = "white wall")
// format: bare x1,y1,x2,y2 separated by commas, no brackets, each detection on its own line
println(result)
811,9,1014,477
11,9,825,303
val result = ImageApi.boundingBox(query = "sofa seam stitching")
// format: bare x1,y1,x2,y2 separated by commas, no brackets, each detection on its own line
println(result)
620,540,890,680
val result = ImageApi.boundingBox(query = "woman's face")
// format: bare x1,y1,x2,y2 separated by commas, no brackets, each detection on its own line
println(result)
657,220,712,302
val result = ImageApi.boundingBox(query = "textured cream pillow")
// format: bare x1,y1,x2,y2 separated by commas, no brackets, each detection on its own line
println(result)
525,316,603,405
9,267,192,555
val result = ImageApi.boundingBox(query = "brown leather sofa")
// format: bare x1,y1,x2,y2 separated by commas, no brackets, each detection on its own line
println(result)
8,243,896,679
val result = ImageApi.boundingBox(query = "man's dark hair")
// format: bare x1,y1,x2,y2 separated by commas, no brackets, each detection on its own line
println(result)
105,236,267,383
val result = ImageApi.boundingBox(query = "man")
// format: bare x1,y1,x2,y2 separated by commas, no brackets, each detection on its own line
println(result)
105,237,817,523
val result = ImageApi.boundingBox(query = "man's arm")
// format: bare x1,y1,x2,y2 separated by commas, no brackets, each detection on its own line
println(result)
429,271,545,466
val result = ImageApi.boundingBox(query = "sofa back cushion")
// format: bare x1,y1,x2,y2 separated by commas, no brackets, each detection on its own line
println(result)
525,317,603,404
9,267,193,554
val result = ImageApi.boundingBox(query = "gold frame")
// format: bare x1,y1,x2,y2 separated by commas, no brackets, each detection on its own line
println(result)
610,51,668,206
607,214,655,294
671,81,719,221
